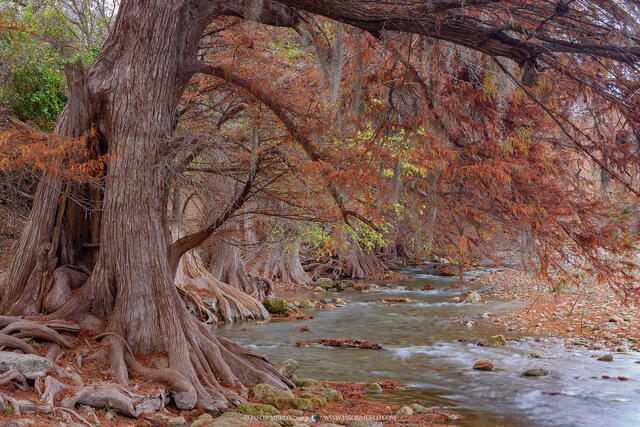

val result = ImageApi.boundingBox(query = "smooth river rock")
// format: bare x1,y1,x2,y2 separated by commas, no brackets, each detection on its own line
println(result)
277,359,299,378
522,368,549,377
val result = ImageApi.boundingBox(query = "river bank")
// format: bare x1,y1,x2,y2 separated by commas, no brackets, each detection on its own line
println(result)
1,266,639,426
220,266,640,427
478,269,640,352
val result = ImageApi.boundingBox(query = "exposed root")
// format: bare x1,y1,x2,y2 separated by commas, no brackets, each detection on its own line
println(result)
36,376,68,406
43,266,89,314
0,333,38,354
45,343,61,361
208,234,272,299
59,407,93,427
51,364,84,386
246,239,311,287
342,241,387,279
0,392,52,415
304,257,344,280
124,352,197,410
61,382,169,418
100,335,129,386
176,248,268,323
0,370,28,391
1,321,73,348
61,383,141,417
177,285,217,324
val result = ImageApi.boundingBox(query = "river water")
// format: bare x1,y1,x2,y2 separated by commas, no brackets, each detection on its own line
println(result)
215,267,640,426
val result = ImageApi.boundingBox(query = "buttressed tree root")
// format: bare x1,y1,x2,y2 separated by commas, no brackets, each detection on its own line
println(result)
176,246,269,323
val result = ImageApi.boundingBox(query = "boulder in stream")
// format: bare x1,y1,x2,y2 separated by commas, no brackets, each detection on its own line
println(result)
299,300,315,309
263,296,290,315
597,353,613,362
486,335,507,346
529,353,548,359
473,361,495,371
336,280,354,291
316,278,335,289
465,291,481,303
522,368,549,377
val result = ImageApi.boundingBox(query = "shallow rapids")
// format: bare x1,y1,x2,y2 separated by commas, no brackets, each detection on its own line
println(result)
216,268,640,427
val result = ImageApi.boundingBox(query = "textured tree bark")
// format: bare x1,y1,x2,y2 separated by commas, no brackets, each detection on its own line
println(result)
208,231,272,300
342,240,386,280
246,238,311,287
2,0,292,412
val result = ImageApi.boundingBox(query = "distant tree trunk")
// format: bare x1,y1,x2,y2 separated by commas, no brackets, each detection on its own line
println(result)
342,239,386,279
208,232,272,299
246,238,311,287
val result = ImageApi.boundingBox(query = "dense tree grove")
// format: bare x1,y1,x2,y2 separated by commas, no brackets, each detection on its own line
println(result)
0,0,639,418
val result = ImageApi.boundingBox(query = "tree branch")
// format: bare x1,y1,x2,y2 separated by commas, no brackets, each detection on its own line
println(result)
167,128,261,278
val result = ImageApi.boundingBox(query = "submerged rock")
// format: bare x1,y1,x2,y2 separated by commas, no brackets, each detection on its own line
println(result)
0,352,51,379
315,278,335,289
312,286,325,293
317,338,382,350
465,291,482,303
263,296,290,315
333,298,346,304
473,361,494,371
598,354,614,362
522,368,549,377
529,353,548,359
486,335,507,346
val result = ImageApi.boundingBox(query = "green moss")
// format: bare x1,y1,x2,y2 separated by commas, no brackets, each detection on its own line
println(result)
236,403,279,417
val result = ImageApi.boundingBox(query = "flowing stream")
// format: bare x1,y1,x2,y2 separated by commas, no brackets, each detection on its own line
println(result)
215,267,640,426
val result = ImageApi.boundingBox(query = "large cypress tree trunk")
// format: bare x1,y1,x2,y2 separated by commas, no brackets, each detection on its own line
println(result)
1,0,291,412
